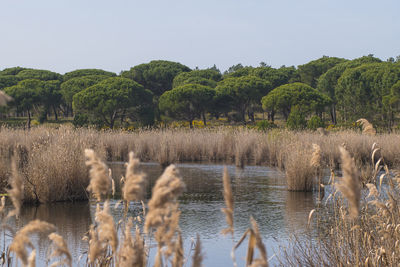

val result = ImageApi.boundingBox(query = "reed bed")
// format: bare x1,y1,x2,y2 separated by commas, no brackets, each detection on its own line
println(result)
0,126,400,202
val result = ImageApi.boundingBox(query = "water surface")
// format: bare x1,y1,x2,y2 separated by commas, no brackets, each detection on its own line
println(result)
1,163,318,266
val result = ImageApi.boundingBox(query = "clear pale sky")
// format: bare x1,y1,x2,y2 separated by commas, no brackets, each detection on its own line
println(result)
0,0,399,74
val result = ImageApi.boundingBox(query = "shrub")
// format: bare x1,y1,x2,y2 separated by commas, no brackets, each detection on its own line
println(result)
255,120,276,131
286,107,306,130
73,113,88,127
307,115,325,130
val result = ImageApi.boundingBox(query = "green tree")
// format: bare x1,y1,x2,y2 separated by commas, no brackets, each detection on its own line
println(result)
159,84,215,128
335,62,400,127
4,79,42,128
317,55,382,123
39,80,62,121
73,77,150,128
215,76,271,123
0,67,28,76
297,56,348,88
172,69,222,88
60,75,111,115
121,60,191,96
0,75,20,90
261,82,331,121
16,69,62,81
63,69,116,81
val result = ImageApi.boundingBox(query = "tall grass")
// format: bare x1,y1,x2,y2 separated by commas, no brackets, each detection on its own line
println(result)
1,126,400,201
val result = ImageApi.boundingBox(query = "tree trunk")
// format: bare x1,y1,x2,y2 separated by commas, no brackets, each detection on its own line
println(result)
53,105,58,121
189,120,193,129
27,110,31,130
202,112,207,126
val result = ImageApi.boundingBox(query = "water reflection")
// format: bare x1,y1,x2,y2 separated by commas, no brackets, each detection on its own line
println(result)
1,163,319,266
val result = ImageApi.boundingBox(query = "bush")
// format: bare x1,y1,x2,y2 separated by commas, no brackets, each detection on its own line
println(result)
307,115,325,130
255,120,276,131
73,113,89,127
286,107,306,130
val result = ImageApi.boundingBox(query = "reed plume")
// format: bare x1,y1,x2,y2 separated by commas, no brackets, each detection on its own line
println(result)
118,218,146,267
28,250,36,267
9,220,56,266
122,152,146,203
357,118,376,136
88,225,103,264
48,233,72,267
249,217,268,267
85,149,110,201
7,157,24,218
172,231,184,267
336,146,361,219
192,234,203,267
221,167,234,235
145,164,185,260
310,144,321,168
95,201,118,254
145,164,185,232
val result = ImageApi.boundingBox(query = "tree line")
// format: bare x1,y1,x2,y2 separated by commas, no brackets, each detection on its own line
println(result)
1,55,400,129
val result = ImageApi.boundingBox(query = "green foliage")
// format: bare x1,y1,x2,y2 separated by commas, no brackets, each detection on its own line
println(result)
72,113,89,127
335,62,400,124
297,56,348,88
73,77,151,128
60,75,111,108
16,69,62,81
261,82,331,120
286,106,307,130
173,69,222,88
63,69,116,81
159,84,215,127
0,67,28,76
307,115,325,130
0,75,20,90
215,75,271,122
121,60,191,96
255,120,276,131
4,79,42,112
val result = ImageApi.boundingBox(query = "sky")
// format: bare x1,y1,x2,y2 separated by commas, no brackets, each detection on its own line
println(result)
0,0,399,74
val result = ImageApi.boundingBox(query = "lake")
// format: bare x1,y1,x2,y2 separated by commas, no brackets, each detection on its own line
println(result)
1,162,320,266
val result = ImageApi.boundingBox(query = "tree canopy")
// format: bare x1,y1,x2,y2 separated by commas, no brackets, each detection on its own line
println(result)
159,84,215,127
63,69,116,81
297,56,348,88
60,75,111,109
4,79,43,128
261,82,331,121
335,62,400,126
15,69,62,81
215,76,271,122
73,77,151,128
172,69,222,88
121,60,191,96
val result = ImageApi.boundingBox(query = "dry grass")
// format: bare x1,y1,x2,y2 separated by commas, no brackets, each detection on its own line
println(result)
1,126,400,201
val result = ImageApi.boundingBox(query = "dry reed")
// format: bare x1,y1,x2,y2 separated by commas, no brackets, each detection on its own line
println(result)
192,234,203,267
336,146,361,219
221,167,234,235
7,158,24,218
1,126,400,202
9,220,56,266
357,118,376,135
85,149,111,202
48,233,72,267
122,152,146,203
145,164,185,260
94,201,118,254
